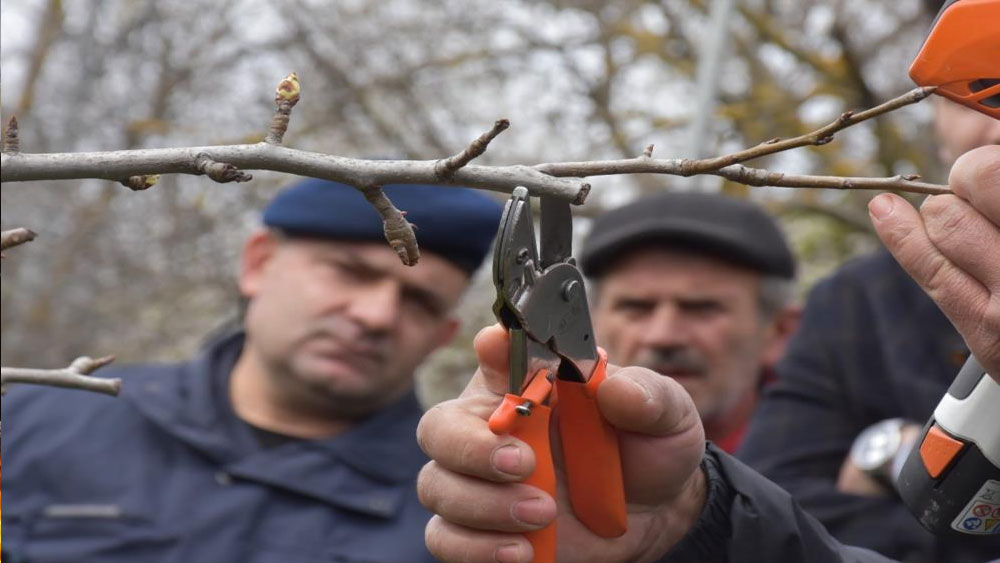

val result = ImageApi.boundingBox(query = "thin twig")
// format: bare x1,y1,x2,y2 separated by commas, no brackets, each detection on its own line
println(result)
362,185,419,265
680,86,937,175
1,228,37,251
435,119,510,179
709,165,949,195
265,72,300,145
534,158,948,194
1,356,121,396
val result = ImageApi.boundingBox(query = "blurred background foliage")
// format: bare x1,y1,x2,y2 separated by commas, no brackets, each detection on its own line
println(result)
1,0,943,405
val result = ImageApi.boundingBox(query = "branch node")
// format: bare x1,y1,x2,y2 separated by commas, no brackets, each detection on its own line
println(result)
3,115,20,153
194,153,252,183
361,185,420,266
435,119,510,179
642,144,654,158
572,182,592,205
265,72,301,145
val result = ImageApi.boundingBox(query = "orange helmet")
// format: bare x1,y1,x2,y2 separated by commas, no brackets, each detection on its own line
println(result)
910,0,1000,119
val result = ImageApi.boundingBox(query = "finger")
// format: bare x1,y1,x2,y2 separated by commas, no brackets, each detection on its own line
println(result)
418,462,557,532
921,194,1000,289
949,145,1000,224
870,193,999,369
470,323,512,397
598,367,701,437
597,367,705,503
417,398,535,481
425,516,533,563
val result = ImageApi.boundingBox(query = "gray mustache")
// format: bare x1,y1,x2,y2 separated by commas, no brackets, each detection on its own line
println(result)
633,348,707,375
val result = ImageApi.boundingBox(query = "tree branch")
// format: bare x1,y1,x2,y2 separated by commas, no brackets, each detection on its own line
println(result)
534,158,948,195
1,356,121,396
680,86,937,175
0,80,951,271
1,144,593,202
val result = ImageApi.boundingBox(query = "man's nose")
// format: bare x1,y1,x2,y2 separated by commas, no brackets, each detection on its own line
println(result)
638,304,691,347
345,278,400,332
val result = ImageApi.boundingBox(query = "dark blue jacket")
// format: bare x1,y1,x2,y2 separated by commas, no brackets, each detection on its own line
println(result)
739,250,1000,562
1,333,435,562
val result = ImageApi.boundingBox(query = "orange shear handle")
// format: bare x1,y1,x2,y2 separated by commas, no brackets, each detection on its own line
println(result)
556,350,628,538
489,373,558,563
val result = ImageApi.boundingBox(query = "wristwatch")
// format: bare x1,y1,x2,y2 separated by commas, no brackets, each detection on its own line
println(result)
849,418,915,486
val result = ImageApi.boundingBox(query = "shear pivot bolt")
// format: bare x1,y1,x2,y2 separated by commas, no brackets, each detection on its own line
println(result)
515,402,533,416
561,280,581,301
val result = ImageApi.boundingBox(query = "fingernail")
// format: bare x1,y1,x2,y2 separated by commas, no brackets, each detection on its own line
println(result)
869,195,895,220
512,497,551,527
492,444,523,476
495,542,526,563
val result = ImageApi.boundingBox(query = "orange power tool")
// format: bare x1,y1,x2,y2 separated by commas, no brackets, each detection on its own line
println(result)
897,0,1000,539
909,0,1000,118
489,187,627,561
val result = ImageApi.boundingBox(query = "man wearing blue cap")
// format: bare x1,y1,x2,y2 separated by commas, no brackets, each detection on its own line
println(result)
0,179,502,562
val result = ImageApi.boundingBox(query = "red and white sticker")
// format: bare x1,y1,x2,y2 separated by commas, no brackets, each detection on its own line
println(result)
952,479,1000,535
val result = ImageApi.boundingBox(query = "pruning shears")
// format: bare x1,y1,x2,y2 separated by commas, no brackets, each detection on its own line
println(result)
488,187,627,561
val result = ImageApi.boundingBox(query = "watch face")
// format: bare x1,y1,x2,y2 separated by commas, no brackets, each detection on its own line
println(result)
851,419,904,472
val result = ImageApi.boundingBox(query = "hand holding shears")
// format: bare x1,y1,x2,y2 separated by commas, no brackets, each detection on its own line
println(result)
488,187,627,561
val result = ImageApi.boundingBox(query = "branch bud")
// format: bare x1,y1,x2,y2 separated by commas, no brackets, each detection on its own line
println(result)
3,115,20,153
275,72,301,107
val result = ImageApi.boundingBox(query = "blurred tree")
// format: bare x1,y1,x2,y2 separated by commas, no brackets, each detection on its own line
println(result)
1,0,941,404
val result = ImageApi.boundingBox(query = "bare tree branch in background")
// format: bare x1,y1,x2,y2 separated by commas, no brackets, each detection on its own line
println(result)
0,0,947,404
1,356,120,396
0,229,117,395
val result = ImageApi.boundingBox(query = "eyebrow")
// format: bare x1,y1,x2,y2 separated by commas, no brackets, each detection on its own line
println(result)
335,251,450,315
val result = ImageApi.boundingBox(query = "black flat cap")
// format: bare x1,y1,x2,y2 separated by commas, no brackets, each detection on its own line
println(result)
580,191,795,279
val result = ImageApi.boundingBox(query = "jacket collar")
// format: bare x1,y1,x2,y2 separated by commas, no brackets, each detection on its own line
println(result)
123,331,428,516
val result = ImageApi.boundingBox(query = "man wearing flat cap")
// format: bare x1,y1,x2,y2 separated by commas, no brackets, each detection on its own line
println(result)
0,179,502,562
580,191,800,453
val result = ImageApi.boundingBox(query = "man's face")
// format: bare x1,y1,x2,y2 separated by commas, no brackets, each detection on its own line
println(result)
591,248,783,422
933,97,1000,165
240,234,468,417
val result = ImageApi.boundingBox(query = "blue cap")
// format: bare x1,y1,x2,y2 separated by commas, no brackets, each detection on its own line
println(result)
263,178,503,275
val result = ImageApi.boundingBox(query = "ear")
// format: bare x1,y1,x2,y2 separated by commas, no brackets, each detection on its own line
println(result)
239,230,280,299
761,305,802,369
